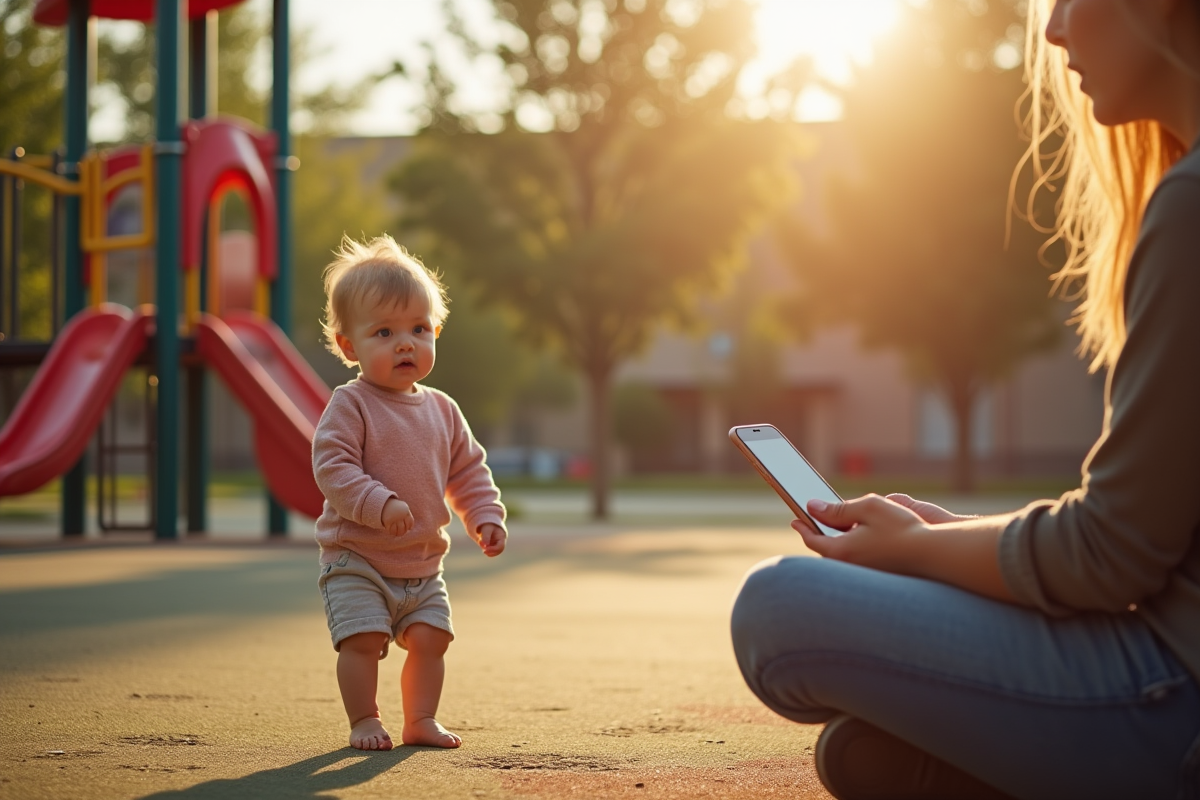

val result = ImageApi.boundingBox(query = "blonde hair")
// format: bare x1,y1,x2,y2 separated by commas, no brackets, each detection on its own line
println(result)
1020,0,1187,372
321,234,449,366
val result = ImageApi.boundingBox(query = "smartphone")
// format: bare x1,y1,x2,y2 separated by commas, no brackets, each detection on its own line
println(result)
729,424,844,537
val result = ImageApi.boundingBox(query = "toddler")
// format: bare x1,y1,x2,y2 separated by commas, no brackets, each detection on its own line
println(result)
312,234,507,751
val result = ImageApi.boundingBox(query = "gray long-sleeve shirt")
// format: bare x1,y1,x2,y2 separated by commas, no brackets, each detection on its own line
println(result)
999,144,1200,684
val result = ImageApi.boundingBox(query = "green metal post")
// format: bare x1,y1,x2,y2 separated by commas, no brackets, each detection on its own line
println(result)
184,12,213,535
155,0,184,540
60,0,89,537
268,0,292,537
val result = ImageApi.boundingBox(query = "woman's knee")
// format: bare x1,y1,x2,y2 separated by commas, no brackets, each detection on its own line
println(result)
731,556,784,650
732,556,832,642
730,556,843,723
732,557,829,674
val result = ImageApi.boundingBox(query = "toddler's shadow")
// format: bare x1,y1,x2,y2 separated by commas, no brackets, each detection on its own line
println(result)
136,747,417,800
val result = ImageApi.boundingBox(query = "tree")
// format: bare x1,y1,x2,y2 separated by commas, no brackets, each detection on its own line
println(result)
289,139,391,366
96,3,368,141
613,381,673,470
1,0,63,154
0,0,65,415
776,0,1063,492
392,0,799,518
1,0,64,340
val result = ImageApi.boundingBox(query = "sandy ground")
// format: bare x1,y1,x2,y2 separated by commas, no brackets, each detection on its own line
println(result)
0,522,840,800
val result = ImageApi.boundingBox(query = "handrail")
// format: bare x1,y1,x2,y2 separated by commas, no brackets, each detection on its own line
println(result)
0,146,156,256
3,146,158,312
0,159,83,196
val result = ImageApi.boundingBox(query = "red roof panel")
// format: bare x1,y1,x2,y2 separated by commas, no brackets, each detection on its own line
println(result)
34,0,247,26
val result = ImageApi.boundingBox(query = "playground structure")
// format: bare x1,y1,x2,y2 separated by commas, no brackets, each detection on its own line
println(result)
0,0,329,537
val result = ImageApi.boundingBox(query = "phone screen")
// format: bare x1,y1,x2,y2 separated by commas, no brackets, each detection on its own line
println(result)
737,427,844,537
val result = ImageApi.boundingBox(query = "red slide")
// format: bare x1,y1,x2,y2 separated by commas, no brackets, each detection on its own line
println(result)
0,304,153,496
196,310,330,518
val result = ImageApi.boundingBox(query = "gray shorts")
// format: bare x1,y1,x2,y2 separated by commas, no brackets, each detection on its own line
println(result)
318,550,454,652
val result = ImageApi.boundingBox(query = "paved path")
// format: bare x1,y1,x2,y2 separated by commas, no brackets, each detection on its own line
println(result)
1,523,835,800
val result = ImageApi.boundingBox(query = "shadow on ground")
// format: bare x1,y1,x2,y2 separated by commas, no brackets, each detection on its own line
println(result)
136,749,414,800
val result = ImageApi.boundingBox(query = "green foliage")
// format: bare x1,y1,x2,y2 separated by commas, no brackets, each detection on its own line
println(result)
289,138,392,369
1,0,63,153
776,0,1064,491
1,0,64,343
96,20,155,141
393,0,800,516
395,120,795,368
613,381,673,454
514,354,577,410
420,295,537,433
96,4,370,141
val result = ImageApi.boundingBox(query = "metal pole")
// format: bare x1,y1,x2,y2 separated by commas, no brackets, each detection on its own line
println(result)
268,0,292,537
7,151,23,341
1,170,7,337
61,0,90,537
184,11,211,535
50,150,62,334
154,0,185,540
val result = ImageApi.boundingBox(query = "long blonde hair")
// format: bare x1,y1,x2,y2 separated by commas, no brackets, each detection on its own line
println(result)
1020,0,1187,372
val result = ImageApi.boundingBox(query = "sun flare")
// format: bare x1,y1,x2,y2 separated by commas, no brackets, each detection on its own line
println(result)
754,0,903,85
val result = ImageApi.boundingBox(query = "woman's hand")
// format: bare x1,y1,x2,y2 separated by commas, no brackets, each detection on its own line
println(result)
885,493,976,524
791,494,1017,602
791,494,930,574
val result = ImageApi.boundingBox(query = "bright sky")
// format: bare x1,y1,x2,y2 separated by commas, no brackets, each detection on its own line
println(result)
88,0,904,139
288,0,904,135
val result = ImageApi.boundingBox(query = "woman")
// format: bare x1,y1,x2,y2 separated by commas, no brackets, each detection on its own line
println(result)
730,2,1200,798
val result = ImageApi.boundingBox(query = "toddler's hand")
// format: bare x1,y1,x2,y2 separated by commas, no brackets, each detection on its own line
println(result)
382,498,415,536
477,523,506,557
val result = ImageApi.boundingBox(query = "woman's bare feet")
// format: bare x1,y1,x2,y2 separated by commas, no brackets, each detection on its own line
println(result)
349,715,393,750
402,716,462,748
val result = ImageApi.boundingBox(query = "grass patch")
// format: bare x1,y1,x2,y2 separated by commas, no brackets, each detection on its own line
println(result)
0,472,269,508
0,506,53,521
208,472,266,497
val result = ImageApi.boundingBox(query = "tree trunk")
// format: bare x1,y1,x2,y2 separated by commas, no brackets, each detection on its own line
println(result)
586,364,613,520
947,379,977,494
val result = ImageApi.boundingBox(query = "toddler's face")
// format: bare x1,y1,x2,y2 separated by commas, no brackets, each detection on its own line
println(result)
335,291,439,393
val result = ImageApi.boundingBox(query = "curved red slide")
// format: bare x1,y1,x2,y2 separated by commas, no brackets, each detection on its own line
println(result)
196,310,330,518
0,304,153,496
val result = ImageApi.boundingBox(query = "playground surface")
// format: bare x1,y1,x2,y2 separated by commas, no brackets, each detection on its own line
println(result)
0,490,1039,800
0,522,828,800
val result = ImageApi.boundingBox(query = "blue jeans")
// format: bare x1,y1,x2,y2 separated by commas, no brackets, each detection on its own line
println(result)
730,556,1200,800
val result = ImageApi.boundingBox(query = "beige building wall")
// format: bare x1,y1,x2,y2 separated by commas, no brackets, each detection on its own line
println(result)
606,318,1104,478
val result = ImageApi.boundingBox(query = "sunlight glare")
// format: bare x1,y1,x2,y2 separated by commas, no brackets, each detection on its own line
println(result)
754,0,903,86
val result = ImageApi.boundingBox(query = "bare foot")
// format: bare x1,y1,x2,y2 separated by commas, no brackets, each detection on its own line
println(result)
402,717,462,748
349,716,393,751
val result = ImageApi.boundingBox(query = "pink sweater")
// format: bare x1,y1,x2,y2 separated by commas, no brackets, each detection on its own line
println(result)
312,379,506,578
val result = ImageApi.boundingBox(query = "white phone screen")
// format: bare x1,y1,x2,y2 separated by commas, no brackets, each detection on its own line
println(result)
741,434,844,537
